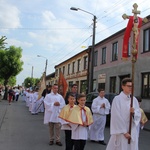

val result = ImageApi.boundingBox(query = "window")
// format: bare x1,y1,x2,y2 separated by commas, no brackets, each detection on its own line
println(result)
143,28,150,52
112,42,118,61
102,47,106,64
59,68,61,74
68,64,70,75
141,73,150,98
94,51,98,66
110,77,116,93
72,62,75,73
84,56,88,69
63,66,65,74
55,69,58,76
77,59,81,72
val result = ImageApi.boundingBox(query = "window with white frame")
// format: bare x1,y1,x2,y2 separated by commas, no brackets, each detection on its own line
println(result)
141,73,150,98
112,42,118,61
102,47,106,64
84,56,88,69
143,28,150,52
94,51,98,66
68,64,70,75
77,59,81,72
72,62,75,73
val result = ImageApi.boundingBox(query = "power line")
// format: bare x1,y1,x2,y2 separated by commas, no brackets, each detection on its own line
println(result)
0,27,89,30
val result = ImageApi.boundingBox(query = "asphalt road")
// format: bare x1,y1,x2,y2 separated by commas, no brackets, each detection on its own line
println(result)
0,98,150,150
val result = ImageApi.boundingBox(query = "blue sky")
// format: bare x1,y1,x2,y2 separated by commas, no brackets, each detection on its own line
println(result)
0,0,150,85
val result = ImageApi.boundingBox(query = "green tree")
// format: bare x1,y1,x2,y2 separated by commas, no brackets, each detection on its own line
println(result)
24,77,40,88
0,76,16,86
0,46,23,86
34,78,40,87
8,76,17,87
0,36,7,49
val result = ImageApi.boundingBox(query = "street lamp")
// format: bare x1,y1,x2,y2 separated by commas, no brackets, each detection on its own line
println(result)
37,55,48,75
70,7,97,93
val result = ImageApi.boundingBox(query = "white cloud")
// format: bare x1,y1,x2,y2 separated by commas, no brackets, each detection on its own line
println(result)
6,39,33,48
0,1,21,29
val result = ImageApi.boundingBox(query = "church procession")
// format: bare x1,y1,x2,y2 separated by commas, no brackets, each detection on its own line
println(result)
1,2,150,150
0,76,150,150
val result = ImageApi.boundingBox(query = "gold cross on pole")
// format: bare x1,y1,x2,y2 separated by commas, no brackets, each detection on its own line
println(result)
122,3,148,145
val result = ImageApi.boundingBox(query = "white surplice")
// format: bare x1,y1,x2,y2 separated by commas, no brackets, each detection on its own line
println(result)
43,92,65,124
106,92,141,150
89,96,110,141
70,109,88,140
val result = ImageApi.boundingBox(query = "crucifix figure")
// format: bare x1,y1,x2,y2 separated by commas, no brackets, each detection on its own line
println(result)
122,3,148,60
122,3,148,144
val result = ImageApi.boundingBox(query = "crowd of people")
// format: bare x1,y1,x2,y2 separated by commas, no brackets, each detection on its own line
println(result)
0,85,23,104
7,78,148,150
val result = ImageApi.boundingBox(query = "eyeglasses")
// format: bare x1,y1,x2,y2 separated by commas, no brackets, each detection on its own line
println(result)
125,85,132,88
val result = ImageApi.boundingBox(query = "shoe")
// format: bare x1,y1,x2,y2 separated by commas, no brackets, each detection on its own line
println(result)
99,141,107,145
49,141,54,145
56,141,62,146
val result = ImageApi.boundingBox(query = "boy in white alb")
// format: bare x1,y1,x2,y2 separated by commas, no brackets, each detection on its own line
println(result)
59,93,76,150
89,89,110,145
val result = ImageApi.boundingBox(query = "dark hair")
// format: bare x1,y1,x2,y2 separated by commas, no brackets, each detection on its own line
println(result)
121,78,132,86
53,84,58,86
71,84,77,88
46,85,52,88
98,88,105,93
68,93,75,98
77,94,86,100
48,85,52,88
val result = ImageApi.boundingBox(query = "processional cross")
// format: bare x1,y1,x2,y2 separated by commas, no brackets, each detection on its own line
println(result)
122,3,148,144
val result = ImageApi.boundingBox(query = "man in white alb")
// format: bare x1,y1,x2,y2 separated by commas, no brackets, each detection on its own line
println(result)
106,78,141,150
44,84,65,146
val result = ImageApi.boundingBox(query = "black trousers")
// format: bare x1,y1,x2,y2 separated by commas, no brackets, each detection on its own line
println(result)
15,95,19,101
65,130,74,150
73,139,86,150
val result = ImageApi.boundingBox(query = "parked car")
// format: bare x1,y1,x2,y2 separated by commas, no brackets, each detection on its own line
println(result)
85,92,117,126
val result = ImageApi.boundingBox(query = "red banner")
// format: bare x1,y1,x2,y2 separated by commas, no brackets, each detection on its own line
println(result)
122,16,142,59
58,71,68,98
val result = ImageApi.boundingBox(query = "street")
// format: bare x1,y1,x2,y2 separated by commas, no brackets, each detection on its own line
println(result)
0,99,150,150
